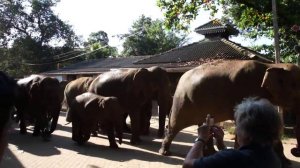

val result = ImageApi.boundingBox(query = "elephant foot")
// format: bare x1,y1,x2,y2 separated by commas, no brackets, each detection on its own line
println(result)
91,131,98,137
291,147,300,157
109,143,119,149
75,138,86,145
159,148,171,156
42,133,51,141
130,137,142,145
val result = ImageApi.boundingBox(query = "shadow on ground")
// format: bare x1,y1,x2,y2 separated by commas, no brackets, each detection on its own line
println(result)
6,121,190,165
5,112,300,167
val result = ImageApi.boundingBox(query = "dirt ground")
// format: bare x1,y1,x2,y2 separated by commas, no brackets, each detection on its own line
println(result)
1,111,300,168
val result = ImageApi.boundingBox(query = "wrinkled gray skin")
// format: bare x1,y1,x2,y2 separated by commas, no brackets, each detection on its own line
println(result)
15,75,63,138
159,60,300,160
64,77,94,122
70,92,123,148
140,67,173,137
89,68,152,144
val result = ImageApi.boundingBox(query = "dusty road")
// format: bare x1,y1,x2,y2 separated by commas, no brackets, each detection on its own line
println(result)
1,111,300,168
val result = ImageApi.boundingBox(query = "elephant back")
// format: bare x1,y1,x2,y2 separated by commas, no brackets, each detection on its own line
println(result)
89,68,152,110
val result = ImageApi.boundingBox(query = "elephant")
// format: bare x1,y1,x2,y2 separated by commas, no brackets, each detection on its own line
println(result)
159,60,300,159
140,66,173,137
0,71,17,126
0,71,17,160
64,77,94,122
88,68,152,144
15,75,63,138
70,92,123,148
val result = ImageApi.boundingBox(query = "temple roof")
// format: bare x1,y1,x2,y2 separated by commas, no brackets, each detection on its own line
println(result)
194,20,239,37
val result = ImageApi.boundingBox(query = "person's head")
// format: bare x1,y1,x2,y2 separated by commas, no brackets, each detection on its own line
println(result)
234,97,282,146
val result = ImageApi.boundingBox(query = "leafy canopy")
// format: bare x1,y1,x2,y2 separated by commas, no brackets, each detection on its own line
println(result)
84,31,118,59
157,0,300,63
0,0,81,77
120,15,187,56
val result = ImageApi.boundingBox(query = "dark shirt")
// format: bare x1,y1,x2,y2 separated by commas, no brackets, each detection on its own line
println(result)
193,143,281,168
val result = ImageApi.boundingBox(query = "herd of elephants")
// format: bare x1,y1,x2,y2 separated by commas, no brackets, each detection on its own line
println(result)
1,59,300,165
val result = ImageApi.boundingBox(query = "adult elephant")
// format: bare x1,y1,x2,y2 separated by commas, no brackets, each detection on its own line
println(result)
64,77,94,122
70,92,123,148
15,75,63,138
0,71,17,125
88,68,152,144
159,60,300,158
0,71,17,160
140,66,173,137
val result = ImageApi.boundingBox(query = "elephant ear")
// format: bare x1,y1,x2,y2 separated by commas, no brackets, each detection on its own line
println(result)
133,68,150,82
132,68,151,101
29,82,40,100
261,67,287,102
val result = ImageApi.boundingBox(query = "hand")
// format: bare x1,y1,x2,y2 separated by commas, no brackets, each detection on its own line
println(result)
211,126,226,150
211,126,224,142
197,124,212,142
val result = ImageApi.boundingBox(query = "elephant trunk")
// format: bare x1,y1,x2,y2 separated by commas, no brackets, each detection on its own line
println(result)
49,106,61,134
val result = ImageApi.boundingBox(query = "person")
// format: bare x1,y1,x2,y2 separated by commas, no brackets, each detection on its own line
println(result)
183,97,282,168
0,71,16,161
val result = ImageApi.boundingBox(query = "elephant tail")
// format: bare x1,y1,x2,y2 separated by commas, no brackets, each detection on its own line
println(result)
66,108,72,122
166,109,172,129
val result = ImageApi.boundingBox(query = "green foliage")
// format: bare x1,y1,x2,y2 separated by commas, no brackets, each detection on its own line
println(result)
83,31,118,59
85,42,118,60
157,0,300,63
120,15,187,56
0,0,81,77
84,31,109,46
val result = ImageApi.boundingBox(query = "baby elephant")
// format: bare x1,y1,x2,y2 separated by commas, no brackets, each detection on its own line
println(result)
70,92,123,148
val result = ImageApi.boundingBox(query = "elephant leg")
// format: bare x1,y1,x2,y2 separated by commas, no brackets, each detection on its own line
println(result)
107,126,118,149
33,120,41,136
159,126,180,155
129,112,141,144
72,119,80,142
141,102,152,136
273,140,291,168
291,115,300,157
19,113,27,134
49,107,61,134
158,105,167,138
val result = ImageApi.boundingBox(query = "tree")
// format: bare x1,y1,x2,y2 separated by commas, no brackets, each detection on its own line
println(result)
0,0,81,77
84,31,118,59
157,0,300,63
84,31,109,46
120,15,187,56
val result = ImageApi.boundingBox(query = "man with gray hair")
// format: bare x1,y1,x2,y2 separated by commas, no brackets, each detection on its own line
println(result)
183,97,282,168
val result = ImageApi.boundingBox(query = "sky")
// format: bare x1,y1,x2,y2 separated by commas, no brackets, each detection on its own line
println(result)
53,0,271,52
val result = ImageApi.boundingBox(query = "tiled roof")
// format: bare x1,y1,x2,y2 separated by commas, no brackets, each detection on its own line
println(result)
135,38,271,64
43,56,152,75
43,38,272,75
194,20,239,36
